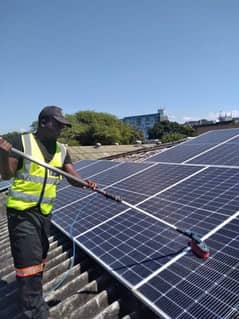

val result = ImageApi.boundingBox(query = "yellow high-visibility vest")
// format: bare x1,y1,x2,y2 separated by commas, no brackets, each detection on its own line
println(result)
7,133,66,215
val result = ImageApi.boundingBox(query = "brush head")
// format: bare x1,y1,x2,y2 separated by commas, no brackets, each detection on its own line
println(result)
189,238,210,259
179,230,210,259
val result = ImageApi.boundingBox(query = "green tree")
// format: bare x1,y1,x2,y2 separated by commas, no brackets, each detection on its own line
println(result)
59,111,143,145
148,121,196,142
161,132,186,143
2,131,21,141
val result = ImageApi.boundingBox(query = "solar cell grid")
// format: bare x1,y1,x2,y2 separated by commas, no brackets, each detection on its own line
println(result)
89,161,155,186
54,161,153,212
52,185,148,237
187,128,239,143
53,192,125,237
54,186,89,211
138,218,239,318
148,144,216,163
188,136,239,166
138,197,227,237
112,163,202,196
154,166,239,216
59,159,121,189
73,159,98,170
103,185,148,204
147,128,239,164
57,160,100,189
55,162,202,222
75,159,121,178
77,209,188,287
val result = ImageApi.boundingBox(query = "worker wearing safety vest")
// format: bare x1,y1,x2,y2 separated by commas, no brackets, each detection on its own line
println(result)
0,106,97,319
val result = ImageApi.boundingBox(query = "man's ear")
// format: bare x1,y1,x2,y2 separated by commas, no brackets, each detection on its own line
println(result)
40,118,46,127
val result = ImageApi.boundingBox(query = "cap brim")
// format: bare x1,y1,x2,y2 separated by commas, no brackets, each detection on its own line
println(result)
53,116,72,127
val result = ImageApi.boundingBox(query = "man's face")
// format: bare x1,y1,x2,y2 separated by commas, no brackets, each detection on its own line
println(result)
42,117,65,140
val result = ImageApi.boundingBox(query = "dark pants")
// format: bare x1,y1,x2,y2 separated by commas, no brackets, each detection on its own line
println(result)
7,207,51,319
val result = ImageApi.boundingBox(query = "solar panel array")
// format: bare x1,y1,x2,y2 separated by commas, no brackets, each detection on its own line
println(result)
46,129,239,318
148,128,239,164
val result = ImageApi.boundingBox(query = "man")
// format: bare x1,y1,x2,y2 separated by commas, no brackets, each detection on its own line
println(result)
0,106,97,319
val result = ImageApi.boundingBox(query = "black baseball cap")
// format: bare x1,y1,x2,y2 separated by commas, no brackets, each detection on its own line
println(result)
38,106,72,127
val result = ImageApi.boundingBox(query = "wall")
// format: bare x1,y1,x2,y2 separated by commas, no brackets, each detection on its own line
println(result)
194,121,239,135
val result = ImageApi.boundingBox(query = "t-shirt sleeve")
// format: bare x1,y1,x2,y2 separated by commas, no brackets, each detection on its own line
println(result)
9,135,24,158
8,135,24,169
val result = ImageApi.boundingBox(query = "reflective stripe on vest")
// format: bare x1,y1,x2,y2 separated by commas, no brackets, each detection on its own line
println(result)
14,173,58,184
7,133,66,215
7,189,54,204
15,262,44,277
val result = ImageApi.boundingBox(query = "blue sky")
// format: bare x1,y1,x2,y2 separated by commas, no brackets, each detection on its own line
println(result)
1,0,239,134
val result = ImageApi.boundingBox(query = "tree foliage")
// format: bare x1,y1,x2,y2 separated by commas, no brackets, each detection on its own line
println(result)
4,112,196,146
59,111,144,145
148,121,196,142
30,121,38,132
161,132,186,143
2,131,21,141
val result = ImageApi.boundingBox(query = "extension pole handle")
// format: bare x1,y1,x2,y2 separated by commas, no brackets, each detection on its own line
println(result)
11,147,89,187
10,148,190,231
11,147,122,202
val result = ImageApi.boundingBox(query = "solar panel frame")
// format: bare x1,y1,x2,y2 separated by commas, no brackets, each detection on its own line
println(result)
0,180,11,191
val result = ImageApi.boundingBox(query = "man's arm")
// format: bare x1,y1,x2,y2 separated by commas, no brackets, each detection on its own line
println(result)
0,137,18,180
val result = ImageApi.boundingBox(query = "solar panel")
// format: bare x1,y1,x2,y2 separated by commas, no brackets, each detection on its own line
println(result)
186,128,239,142
151,166,239,217
58,159,121,189
188,136,239,166
53,192,127,237
55,161,154,210
73,159,99,170
111,163,202,196
137,218,239,319
54,186,90,211
76,209,186,286
139,197,227,235
148,143,216,163
61,164,238,318
148,128,239,163
52,128,239,318
73,159,121,178
88,161,155,186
